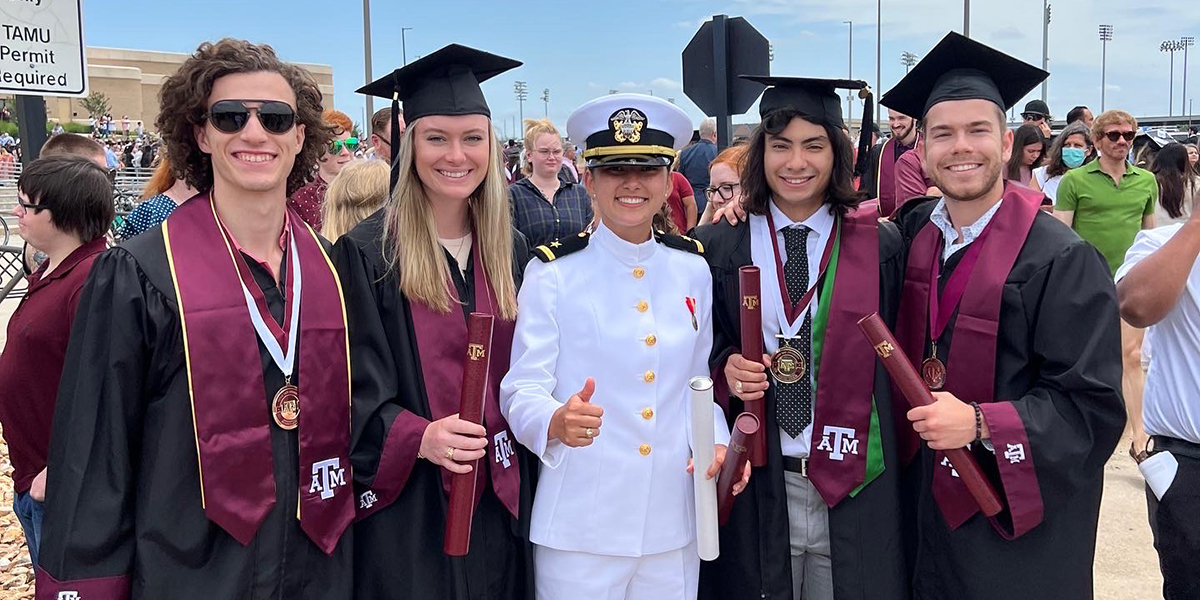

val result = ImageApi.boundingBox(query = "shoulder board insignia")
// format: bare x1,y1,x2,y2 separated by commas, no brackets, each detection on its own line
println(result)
534,231,591,262
654,229,704,255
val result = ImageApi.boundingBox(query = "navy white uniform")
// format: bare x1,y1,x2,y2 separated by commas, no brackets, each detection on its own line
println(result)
501,94,727,600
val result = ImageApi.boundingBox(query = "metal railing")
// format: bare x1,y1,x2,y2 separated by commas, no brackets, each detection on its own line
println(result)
0,164,153,302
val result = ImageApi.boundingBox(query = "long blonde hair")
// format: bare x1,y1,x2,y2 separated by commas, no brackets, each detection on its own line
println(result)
322,159,388,240
381,120,518,319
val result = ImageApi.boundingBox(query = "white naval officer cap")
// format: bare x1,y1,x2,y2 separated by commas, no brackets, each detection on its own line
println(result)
566,93,693,169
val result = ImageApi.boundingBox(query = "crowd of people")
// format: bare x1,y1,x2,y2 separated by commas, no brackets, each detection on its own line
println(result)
0,29,1199,600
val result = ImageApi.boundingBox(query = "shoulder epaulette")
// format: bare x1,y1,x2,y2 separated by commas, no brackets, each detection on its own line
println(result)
533,231,591,262
654,229,705,255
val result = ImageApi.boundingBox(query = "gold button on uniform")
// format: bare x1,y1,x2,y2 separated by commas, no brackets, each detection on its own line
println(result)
643,370,656,383
637,301,649,313
641,407,654,420
639,444,652,456
633,267,645,279
644,334,657,346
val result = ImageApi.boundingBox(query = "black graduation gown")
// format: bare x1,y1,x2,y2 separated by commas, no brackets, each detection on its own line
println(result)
894,198,1125,600
691,217,911,600
39,226,352,599
331,211,537,600
859,142,885,199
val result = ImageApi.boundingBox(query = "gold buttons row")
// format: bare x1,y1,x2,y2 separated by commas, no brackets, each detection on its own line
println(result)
641,407,654,420
637,300,649,313
633,267,645,279
643,370,655,383
639,443,652,456
644,334,657,346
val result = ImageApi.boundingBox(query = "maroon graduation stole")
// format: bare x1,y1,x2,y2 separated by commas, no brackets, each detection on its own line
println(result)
409,244,521,519
876,138,904,216
806,206,881,507
895,184,1045,537
163,194,354,555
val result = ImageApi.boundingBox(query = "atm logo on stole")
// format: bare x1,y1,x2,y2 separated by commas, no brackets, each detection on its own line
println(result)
494,431,515,469
816,426,859,461
58,593,81,600
309,458,347,500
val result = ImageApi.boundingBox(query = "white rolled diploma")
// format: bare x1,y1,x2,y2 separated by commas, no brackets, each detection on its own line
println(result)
689,376,720,561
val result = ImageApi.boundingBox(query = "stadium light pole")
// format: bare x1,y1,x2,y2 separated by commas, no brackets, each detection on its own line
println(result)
901,51,917,74
1163,40,1183,116
1099,25,1113,112
1183,37,1195,120
362,0,373,118
844,20,853,122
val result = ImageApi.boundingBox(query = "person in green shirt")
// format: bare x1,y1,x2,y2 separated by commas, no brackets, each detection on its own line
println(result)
1054,109,1156,464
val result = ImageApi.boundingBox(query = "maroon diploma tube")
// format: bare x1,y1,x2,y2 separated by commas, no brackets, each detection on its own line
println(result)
444,312,496,556
738,266,767,468
856,313,1004,517
717,412,761,525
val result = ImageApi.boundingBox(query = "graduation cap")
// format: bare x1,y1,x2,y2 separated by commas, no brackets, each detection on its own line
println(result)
880,32,1048,119
357,44,522,187
739,75,875,176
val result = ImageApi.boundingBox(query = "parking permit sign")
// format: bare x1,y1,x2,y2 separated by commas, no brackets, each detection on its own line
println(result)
0,0,87,96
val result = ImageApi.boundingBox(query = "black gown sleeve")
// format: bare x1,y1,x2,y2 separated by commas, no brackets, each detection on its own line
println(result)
38,249,157,599
331,234,429,518
978,238,1125,539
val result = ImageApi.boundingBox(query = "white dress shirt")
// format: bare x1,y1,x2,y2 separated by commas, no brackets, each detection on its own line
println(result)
749,200,835,458
501,222,728,557
929,197,1004,260
1116,224,1200,444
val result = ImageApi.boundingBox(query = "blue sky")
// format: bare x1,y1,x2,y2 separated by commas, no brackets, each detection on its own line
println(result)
81,0,1200,137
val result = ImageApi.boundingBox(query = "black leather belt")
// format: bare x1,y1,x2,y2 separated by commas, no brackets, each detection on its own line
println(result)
1151,435,1200,461
783,456,808,477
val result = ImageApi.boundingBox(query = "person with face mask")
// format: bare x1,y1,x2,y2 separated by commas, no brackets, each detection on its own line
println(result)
1032,121,1092,204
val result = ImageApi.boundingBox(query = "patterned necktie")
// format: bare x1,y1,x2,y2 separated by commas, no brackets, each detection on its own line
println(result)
776,225,814,439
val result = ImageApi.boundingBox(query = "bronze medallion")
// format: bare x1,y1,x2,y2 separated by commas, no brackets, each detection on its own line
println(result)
770,345,807,384
921,357,947,390
272,384,300,430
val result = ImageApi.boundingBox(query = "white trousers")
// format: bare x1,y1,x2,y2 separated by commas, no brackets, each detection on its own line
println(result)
534,541,700,600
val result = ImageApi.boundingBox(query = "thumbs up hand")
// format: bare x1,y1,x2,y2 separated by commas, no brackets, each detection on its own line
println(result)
549,378,605,447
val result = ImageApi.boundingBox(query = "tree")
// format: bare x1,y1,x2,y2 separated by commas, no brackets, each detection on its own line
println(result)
80,92,111,120
350,121,364,140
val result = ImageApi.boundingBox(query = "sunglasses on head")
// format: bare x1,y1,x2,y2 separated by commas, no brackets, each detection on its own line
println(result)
329,137,360,155
207,99,297,135
1103,130,1136,142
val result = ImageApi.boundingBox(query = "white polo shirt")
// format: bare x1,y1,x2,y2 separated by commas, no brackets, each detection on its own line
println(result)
1116,223,1200,444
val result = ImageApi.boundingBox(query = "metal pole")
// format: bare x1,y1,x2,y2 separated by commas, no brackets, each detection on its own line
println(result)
1183,37,1195,121
363,0,373,118
963,0,970,38
1171,50,1176,117
1100,25,1113,112
1041,0,1049,101
713,14,732,150
844,21,853,123
15,96,48,165
876,0,881,124
401,28,413,65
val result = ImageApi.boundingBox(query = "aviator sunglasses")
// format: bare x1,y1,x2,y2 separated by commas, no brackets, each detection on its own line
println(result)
207,99,297,135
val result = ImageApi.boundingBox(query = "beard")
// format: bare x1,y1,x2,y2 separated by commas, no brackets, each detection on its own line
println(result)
932,158,1004,203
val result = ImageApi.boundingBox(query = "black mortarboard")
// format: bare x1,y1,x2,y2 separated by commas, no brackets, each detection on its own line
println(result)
739,75,875,176
880,32,1048,119
357,44,521,188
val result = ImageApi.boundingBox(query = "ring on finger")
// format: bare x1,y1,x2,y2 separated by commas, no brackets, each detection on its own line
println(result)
445,447,456,460
585,427,595,438
734,380,743,393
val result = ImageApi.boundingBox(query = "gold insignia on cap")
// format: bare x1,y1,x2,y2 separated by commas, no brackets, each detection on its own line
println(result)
610,108,646,144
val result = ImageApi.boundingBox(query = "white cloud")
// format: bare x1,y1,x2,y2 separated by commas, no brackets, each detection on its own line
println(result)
651,77,681,89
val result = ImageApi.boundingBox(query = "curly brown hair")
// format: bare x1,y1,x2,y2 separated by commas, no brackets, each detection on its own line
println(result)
156,38,333,196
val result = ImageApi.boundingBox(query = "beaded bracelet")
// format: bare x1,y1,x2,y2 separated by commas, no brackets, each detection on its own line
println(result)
970,402,982,443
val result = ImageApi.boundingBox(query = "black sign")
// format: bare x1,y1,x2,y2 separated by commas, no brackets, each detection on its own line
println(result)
683,15,770,120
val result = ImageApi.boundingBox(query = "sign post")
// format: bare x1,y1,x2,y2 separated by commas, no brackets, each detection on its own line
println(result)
0,0,89,163
683,15,770,150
